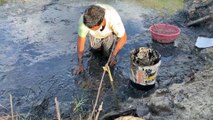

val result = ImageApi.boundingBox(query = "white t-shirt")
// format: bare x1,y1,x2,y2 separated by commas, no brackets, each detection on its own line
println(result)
78,4,125,39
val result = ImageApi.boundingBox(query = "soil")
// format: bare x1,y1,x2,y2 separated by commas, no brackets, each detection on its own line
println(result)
0,0,212,120
130,47,160,66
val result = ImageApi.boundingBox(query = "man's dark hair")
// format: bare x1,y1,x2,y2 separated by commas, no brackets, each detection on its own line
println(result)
83,5,105,28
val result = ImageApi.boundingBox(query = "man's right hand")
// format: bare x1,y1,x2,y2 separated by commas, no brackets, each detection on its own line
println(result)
109,54,117,67
73,64,84,75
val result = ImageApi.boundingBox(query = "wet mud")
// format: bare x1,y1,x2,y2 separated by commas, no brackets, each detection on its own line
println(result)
130,47,160,66
0,0,213,120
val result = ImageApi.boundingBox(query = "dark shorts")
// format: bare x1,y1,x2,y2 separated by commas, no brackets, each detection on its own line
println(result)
89,33,117,56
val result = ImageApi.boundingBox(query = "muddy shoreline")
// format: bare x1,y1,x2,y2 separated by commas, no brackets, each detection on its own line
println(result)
0,0,213,120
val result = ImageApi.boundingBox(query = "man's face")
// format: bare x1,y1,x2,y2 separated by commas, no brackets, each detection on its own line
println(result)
90,24,102,31
90,19,104,31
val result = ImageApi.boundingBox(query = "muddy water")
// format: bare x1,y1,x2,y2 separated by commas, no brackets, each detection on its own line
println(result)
0,0,200,119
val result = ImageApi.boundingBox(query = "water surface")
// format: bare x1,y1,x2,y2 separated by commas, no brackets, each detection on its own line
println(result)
0,0,187,119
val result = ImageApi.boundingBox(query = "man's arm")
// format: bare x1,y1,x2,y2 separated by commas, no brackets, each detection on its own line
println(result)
112,32,127,56
77,36,86,65
73,36,86,75
109,32,127,66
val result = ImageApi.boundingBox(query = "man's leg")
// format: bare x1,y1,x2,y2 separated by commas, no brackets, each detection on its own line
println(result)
88,34,103,51
102,34,117,74
102,34,117,57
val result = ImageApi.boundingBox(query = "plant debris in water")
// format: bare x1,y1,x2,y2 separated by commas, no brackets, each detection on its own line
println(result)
131,47,161,66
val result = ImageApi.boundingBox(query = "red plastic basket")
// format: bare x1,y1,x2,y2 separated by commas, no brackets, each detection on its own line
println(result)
149,24,181,43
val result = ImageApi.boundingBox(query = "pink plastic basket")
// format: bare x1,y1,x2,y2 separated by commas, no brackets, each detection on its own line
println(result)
149,24,181,43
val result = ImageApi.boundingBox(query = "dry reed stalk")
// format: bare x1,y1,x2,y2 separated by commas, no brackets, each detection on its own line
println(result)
89,36,117,120
10,94,14,120
89,70,106,120
55,97,61,120
95,102,103,120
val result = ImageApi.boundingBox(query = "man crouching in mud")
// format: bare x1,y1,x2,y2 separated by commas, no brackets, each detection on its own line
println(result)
74,4,127,75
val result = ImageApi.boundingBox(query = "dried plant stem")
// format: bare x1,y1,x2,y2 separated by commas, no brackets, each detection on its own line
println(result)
187,15,211,26
79,114,82,120
89,70,106,120
10,94,14,120
89,38,117,120
55,97,61,120
95,102,103,120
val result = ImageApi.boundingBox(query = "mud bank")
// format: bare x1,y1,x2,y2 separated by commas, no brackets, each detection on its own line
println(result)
112,2,213,120
118,65,213,120
0,0,213,120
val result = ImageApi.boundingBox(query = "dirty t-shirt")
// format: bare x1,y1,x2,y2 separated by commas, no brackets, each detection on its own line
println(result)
78,4,125,39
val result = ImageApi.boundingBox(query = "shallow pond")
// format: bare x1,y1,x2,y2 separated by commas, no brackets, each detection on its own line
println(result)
0,0,189,119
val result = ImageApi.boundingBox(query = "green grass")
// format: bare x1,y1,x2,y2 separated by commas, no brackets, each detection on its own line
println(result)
0,0,7,5
72,97,87,112
134,0,184,14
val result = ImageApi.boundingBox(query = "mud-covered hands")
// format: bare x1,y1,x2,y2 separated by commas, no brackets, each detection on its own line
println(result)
73,64,84,75
109,54,117,67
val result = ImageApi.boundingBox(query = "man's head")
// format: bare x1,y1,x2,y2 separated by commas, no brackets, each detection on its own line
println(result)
83,5,105,29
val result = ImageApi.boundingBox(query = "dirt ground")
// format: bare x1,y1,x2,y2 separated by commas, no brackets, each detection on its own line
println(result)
102,8,213,120
0,0,212,120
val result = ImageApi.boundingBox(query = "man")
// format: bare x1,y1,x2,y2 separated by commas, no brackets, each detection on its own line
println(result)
74,4,127,75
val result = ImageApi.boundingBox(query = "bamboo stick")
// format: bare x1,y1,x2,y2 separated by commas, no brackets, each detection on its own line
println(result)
187,15,211,26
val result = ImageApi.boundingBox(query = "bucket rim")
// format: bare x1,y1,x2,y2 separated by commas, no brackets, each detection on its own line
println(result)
130,47,161,67
131,59,161,68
